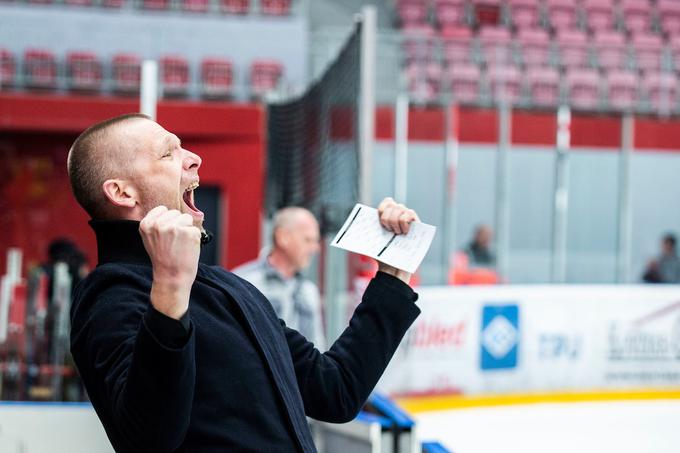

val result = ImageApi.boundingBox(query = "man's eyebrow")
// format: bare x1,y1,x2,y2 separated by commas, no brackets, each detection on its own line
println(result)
163,134,181,149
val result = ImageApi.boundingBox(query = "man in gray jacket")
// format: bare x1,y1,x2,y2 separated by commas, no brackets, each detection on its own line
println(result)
234,207,326,349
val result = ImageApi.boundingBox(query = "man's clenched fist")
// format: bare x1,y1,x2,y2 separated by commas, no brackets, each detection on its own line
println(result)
376,197,420,284
140,206,201,320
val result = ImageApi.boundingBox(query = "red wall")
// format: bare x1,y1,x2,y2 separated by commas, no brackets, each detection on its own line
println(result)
373,106,680,150
0,93,265,275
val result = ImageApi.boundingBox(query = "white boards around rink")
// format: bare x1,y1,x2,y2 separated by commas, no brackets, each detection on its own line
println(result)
378,284,680,395
0,402,113,453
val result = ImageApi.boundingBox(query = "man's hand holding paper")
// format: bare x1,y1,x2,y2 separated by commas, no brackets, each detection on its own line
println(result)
332,197,436,283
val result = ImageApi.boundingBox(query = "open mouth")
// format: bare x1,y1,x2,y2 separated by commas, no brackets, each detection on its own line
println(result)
183,181,204,218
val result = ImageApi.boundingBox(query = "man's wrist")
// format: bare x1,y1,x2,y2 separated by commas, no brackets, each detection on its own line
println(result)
150,280,190,320
377,263,411,284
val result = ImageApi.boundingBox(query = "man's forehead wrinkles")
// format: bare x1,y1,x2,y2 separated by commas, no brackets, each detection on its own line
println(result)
160,133,181,149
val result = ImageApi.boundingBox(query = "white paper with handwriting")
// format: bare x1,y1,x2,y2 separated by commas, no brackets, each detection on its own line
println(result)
331,203,436,274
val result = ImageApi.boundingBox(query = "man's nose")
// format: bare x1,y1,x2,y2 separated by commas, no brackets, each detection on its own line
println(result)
183,149,202,170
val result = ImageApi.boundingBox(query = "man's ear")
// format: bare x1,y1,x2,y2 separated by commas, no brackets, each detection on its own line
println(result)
102,179,137,209
274,228,289,248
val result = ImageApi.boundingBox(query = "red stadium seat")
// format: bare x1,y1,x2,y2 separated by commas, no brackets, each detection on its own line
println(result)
402,25,436,64
507,0,540,28
250,60,283,98
516,27,551,68
632,33,664,73
201,58,233,99
182,0,209,12
111,53,141,94
435,0,466,29
606,70,639,110
142,0,169,10
620,0,652,34
478,26,511,47
220,0,248,14
397,0,429,27
446,62,481,103
478,26,512,65
160,55,190,97
556,29,590,68
67,51,102,92
643,72,677,113
593,31,627,71
406,61,442,103
658,0,680,36
583,0,615,32
0,49,15,87
472,0,501,26
527,66,560,106
64,0,93,6
23,49,57,90
566,68,601,109
101,0,126,7
441,26,474,65
546,0,578,32
488,65,522,104
261,0,290,16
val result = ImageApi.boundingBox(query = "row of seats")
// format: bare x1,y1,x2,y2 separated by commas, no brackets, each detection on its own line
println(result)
0,0,292,15
403,26,679,73
0,49,284,99
396,0,680,36
406,62,677,111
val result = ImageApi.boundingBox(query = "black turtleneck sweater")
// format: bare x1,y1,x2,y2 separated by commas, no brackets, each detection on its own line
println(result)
70,220,420,453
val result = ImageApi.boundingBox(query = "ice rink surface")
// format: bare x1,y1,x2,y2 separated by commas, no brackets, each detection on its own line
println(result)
415,399,680,453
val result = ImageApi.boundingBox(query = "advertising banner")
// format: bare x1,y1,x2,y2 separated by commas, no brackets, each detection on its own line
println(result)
378,285,680,396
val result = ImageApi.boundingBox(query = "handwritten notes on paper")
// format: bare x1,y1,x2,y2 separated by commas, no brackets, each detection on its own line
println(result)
331,203,436,274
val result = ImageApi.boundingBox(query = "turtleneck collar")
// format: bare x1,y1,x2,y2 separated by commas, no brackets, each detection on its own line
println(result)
90,219,213,266
90,219,151,266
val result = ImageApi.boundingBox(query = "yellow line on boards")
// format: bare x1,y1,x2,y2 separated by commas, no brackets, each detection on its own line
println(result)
395,389,680,414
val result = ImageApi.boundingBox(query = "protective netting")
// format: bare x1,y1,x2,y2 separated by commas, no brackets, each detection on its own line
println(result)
266,22,361,233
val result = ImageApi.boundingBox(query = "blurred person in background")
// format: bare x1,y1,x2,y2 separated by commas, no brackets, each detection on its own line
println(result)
465,224,495,267
42,238,89,300
448,224,499,285
233,207,326,350
642,233,680,284
41,238,89,350
39,239,89,401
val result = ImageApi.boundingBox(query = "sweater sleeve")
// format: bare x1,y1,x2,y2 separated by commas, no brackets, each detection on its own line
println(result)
284,272,419,422
71,274,196,452
144,306,191,348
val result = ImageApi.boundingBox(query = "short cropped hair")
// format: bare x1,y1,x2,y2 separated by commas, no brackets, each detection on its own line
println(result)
67,113,149,219
271,207,315,244
663,233,677,248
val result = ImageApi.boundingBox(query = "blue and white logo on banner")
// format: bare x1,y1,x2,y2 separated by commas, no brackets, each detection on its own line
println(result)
480,304,519,370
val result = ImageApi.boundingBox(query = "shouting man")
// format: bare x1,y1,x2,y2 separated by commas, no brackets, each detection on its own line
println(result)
67,113,421,452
